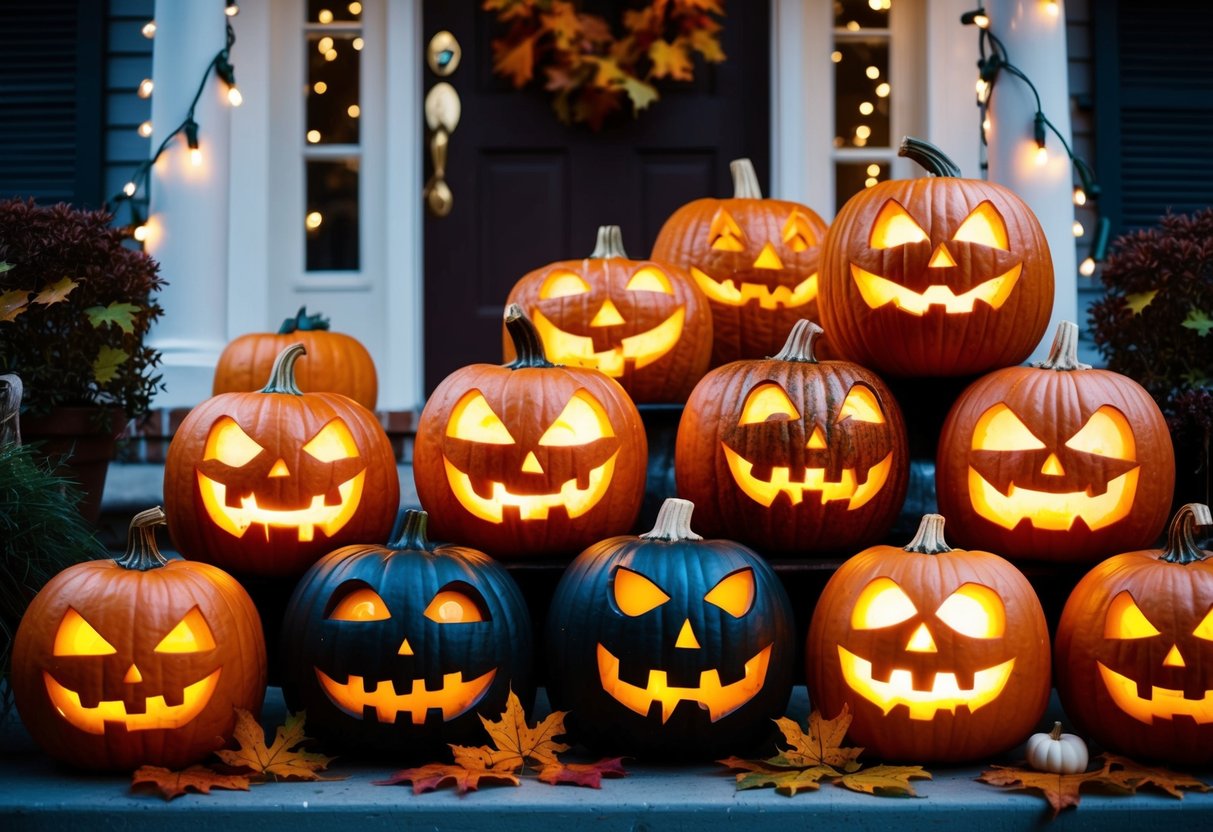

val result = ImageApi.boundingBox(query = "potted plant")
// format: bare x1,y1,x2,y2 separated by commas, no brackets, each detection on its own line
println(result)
0,199,166,521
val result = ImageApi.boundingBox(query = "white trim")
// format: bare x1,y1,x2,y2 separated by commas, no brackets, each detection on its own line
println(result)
771,0,833,213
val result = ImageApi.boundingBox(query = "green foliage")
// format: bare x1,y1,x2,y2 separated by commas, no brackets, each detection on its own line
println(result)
0,199,166,419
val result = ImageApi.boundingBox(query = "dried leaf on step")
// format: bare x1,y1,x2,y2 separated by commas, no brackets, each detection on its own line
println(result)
215,709,336,781
373,763,520,795
837,764,931,797
131,765,250,801
479,688,570,769
773,704,864,771
536,757,627,788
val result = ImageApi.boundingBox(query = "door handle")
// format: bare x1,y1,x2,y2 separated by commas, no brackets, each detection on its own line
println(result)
424,33,461,218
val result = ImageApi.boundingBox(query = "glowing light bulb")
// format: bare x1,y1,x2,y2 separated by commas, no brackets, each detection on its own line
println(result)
865,65,880,80
314,81,328,94
1035,145,1049,166
875,82,890,98
1073,221,1084,237
865,177,878,188
227,86,244,107
142,21,156,38
307,130,321,143
855,125,872,140
859,101,874,115
869,0,882,9
347,104,360,118
123,182,137,197
1079,257,1096,277
133,224,149,242
138,79,154,98
325,49,338,61
866,164,881,176
225,3,239,16
318,36,334,53
353,37,364,51
831,51,842,63
306,211,323,230
983,116,992,133
137,120,153,138
1044,1,1059,18
318,9,334,24
975,14,989,28
349,2,363,14
1073,187,1087,206
190,147,202,167
976,79,990,103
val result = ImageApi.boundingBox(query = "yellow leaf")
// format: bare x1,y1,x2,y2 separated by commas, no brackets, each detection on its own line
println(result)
1124,290,1157,315
540,1,581,48
622,77,659,114
33,277,78,306
588,56,626,88
649,39,695,81
837,764,931,796
479,689,570,768
214,709,336,781
131,765,250,801
690,28,726,62
775,705,864,771
0,289,30,323
736,766,833,796
92,346,128,384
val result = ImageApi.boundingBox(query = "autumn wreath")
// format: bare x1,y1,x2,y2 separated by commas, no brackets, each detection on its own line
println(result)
483,0,726,130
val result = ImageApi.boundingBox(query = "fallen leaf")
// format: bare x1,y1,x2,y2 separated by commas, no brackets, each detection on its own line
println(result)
373,763,520,795
649,39,694,80
480,689,570,769
536,757,627,788
131,765,250,801
450,742,519,772
1124,290,1157,315
92,346,128,384
0,290,29,322
215,709,336,781
33,277,78,306
86,301,141,334
1182,308,1213,337
736,765,835,796
774,704,864,771
1099,754,1210,799
837,764,931,797
492,33,537,88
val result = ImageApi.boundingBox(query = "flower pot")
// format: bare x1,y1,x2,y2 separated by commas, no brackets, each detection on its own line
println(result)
19,408,128,524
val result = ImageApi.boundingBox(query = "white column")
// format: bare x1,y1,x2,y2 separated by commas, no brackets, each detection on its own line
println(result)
145,0,232,407
984,0,1077,358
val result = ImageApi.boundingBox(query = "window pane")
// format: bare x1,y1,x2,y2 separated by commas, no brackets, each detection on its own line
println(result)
306,160,360,271
307,33,361,145
308,0,362,24
835,0,890,30
835,161,890,212
833,40,890,149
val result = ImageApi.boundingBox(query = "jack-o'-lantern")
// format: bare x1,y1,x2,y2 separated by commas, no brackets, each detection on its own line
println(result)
280,509,532,756
414,305,646,559
164,343,399,578
806,514,1051,763
819,137,1053,377
11,508,266,771
675,320,907,555
504,225,711,403
1055,504,1213,765
546,498,794,759
213,307,378,409
937,321,1174,564
652,158,829,366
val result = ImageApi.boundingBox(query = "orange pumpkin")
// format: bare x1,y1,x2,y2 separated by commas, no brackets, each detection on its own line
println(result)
652,158,829,367
414,305,647,559
213,307,378,410
505,225,711,403
819,137,1053,377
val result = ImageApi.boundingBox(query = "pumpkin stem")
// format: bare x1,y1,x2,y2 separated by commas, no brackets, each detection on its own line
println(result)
115,506,169,571
388,508,435,552
277,306,331,334
589,225,629,259
1049,722,1064,741
504,304,558,369
898,137,963,178
641,498,704,542
730,158,764,199
260,343,307,395
0,373,23,447
1159,503,1212,565
772,320,823,363
1032,321,1092,371
904,514,953,554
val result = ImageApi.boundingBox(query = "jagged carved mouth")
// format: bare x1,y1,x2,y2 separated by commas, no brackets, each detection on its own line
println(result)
968,467,1139,532
722,445,891,510
532,308,685,377
691,267,817,310
1098,663,1213,725
837,646,1014,721
43,669,221,735
197,470,366,542
849,263,1022,315
315,667,496,725
596,643,772,723
442,453,618,523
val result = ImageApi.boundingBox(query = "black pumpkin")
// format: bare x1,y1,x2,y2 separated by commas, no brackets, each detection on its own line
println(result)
280,510,533,755
546,498,795,759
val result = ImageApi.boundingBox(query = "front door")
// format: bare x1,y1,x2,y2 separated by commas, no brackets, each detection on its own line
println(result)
421,1,771,391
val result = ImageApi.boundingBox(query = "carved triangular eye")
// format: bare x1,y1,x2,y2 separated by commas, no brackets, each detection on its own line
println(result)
303,419,358,462
538,390,615,446
625,266,673,294
935,584,1005,638
1194,607,1213,641
782,210,817,253
154,607,217,653
540,270,591,299
837,384,885,424
870,200,928,249
739,383,800,424
1105,591,1161,639
447,391,515,444
709,208,745,252
1064,406,1135,461
852,577,917,629
204,416,264,467
328,585,392,621
424,583,488,623
614,566,670,616
952,201,1009,250
705,568,755,618
54,608,117,656
971,404,1046,451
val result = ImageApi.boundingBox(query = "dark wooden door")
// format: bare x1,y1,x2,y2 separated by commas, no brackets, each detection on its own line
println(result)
422,1,770,392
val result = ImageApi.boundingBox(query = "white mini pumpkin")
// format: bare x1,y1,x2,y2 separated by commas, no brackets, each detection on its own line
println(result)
1025,722,1089,774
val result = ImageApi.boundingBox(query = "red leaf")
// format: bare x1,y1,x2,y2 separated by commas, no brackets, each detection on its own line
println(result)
536,757,628,788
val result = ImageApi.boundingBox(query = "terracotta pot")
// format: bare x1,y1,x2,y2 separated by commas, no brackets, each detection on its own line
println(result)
19,408,128,524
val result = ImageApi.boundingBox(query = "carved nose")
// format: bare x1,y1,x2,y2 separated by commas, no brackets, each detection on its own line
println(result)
590,299,625,327
1040,453,1065,476
398,638,414,656
675,619,700,649
928,244,957,268
268,458,290,478
521,451,544,474
124,664,143,684
905,623,937,653
753,243,784,270
1163,644,1186,668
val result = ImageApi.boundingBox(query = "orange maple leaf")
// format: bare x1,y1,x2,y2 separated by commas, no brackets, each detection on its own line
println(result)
0,290,30,323
373,763,520,795
492,33,538,87
773,704,864,771
480,689,570,768
32,277,78,306
649,39,694,80
131,765,250,801
214,709,336,781
540,0,581,48
537,757,627,789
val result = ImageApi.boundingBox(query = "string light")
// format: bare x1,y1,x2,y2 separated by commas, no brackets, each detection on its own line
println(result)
138,78,154,98
1043,0,1059,18
142,20,156,38
225,1,240,16
1073,186,1087,206
137,120,153,138
184,120,202,166
1073,221,1084,237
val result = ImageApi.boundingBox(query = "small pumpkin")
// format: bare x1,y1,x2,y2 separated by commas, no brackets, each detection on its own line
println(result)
936,320,1175,564
1025,722,1089,774
675,319,907,555
165,343,399,578
213,307,378,410
414,305,647,560
505,225,711,403
819,137,1053,377
280,509,532,756
1054,503,1213,765
546,498,795,760
11,507,267,771
806,514,1051,763
652,158,829,367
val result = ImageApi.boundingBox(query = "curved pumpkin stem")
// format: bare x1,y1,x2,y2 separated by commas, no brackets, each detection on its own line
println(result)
730,158,764,199
0,373,22,447
1049,722,1064,741
388,508,435,552
773,320,823,364
641,498,704,542
589,225,629,260
898,137,963,178
260,343,307,395
115,506,169,571
1158,503,1212,565
1033,321,1092,371
277,306,331,334
904,514,953,554
504,304,557,369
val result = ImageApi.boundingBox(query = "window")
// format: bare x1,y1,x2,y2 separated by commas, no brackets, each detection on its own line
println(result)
831,0,895,210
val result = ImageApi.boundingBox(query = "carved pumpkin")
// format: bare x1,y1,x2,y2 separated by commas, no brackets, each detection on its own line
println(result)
675,320,907,555
280,509,532,755
1055,504,1213,765
806,514,1051,763
11,508,266,771
937,321,1175,564
414,305,647,559
819,137,1053,377
164,343,399,578
652,158,829,367
504,225,711,403
546,498,795,759
213,307,378,410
